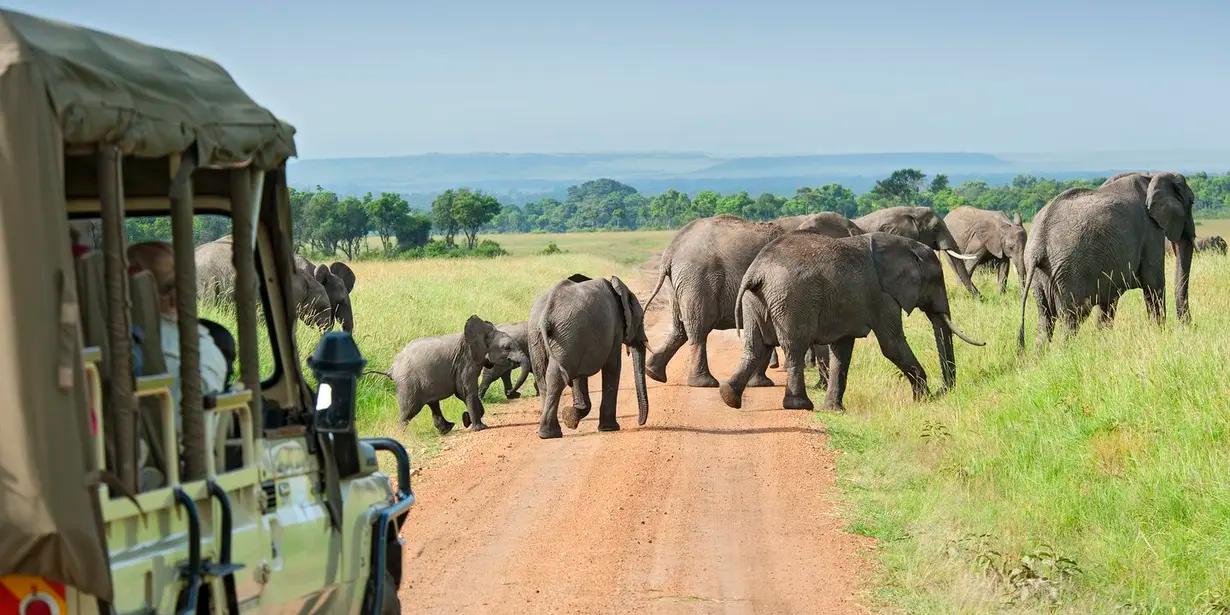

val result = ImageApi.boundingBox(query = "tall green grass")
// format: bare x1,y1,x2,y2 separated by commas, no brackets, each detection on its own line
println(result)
819,242,1230,612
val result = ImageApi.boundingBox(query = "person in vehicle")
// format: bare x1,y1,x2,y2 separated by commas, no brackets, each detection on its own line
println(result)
127,241,230,414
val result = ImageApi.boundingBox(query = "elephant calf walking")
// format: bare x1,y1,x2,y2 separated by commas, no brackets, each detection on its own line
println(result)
478,321,535,399
390,316,526,434
720,232,984,411
528,274,650,439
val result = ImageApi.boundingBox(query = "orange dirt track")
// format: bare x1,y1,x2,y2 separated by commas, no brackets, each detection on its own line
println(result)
398,275,872,614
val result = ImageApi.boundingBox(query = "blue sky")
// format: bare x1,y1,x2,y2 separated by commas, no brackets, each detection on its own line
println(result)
8,1,1230,158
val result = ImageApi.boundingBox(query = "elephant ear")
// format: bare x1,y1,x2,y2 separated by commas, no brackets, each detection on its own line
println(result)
982,224,1005,259
1146,173,1195,243
463,315,491,364
314,263,332,285
608,276,638,343
329,261,356,293
869,235,923,314
881,214,922,239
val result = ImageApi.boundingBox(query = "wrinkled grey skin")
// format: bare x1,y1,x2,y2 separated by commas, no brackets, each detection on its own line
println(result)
944,206,1028,293
195,235,357,331
528,275,650,439
795,212,865,238
720,232,984,412
479,321,535,399
643,214,805,388
855,206,982,299
294,255,357,332
1018,172,1195,347
391,315,526,433
1195,235,1228,255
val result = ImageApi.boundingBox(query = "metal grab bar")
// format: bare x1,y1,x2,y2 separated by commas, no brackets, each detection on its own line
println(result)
360,438,415,615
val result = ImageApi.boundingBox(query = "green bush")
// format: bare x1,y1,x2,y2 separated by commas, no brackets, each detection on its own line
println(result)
539,241,565,255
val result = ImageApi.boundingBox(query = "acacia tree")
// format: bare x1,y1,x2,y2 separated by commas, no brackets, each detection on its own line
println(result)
367,191,411,253
304,189,341,254
334,196,371,259
453,189,502,249
431,189,459,246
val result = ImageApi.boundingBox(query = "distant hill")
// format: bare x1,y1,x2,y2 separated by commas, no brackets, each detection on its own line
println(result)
287,150,1230,206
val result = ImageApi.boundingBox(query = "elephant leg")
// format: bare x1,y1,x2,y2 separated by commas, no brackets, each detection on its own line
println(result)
1033,277,1057,346
996,260,1010,293
1058,300,1091,340
500,371,520,399
812,344,831,390
719,331,772,409
478,368,499,398
822,340,854,410
428,401,454,435
537,366,569,439
399,399,425,428
646,313,687,383
685,329,719,388
597,346,623,432
780,342,814,411
768,348,780,369
875,320,928,401
460,389,488,431
560,377,590,429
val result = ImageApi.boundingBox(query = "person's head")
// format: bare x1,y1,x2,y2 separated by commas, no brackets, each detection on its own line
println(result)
128,241,177,316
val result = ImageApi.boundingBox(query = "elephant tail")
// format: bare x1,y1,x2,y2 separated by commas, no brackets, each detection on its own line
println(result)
363,369,394,381
1017,262,1038,351
734,269,761,337
642,262,670,311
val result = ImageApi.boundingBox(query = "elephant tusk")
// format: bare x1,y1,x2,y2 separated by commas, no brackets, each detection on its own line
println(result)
944,314,985,346
945,250,980,261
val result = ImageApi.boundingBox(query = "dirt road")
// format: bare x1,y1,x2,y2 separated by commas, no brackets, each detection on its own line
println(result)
399,281,872,614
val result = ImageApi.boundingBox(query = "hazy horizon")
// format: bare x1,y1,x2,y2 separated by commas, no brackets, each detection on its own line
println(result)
10,1,1230,159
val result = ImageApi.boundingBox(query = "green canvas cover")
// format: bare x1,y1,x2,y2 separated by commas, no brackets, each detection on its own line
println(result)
0,8,297,601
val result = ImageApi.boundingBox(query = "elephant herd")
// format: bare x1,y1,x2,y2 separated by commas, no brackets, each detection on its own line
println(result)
205,170,1206,439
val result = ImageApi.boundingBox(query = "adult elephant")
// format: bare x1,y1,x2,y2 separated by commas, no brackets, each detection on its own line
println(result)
854,206,981,299
196,236,357,331
943,206,1028,293
1018,172,1195,346
528,274,650,439
643,214,807,387
721,231,984,411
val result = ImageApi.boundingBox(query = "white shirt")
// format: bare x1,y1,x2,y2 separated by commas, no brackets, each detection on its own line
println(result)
160,314,229,418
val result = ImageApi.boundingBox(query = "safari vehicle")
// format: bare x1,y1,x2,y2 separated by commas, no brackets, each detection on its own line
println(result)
0,10,411,614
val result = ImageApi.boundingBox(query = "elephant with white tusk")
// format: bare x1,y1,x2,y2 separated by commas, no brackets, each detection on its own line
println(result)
720,231,984,412
943,206,1029,294
389,315,526,434
854,206,983,299
528,274,650,439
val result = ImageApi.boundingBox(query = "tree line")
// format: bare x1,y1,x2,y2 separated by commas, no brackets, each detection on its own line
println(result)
126,168,1230,258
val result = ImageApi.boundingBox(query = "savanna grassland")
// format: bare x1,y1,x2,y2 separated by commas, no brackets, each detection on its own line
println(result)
224,221,1228,612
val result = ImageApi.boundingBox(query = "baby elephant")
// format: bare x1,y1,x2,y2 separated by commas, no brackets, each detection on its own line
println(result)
721,231,984,411
391,315,526,433
529,274,650,439
479,322,535,399
1195,235,1228,255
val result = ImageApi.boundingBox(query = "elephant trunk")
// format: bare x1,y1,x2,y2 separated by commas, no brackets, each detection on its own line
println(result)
1011,250,1027,291
631,345,650,426
1174,236,1194,323
927,313,957,391
937,229,981,299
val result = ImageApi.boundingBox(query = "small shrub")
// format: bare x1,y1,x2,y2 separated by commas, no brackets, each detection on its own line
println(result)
539,241,565,255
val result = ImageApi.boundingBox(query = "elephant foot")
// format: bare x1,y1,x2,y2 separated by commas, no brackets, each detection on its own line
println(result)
598,420,621,432
434,419,455,435
687,373,720,388
461,412,471,428
559,405,583,430
748,373,775,387
783,394,815,411
538,424,563,439
644,359,668,383
821,399,845,412
768,357,780,369
718,382,743,409
575,404,592,421
468,420,489,432
505,390,521,400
